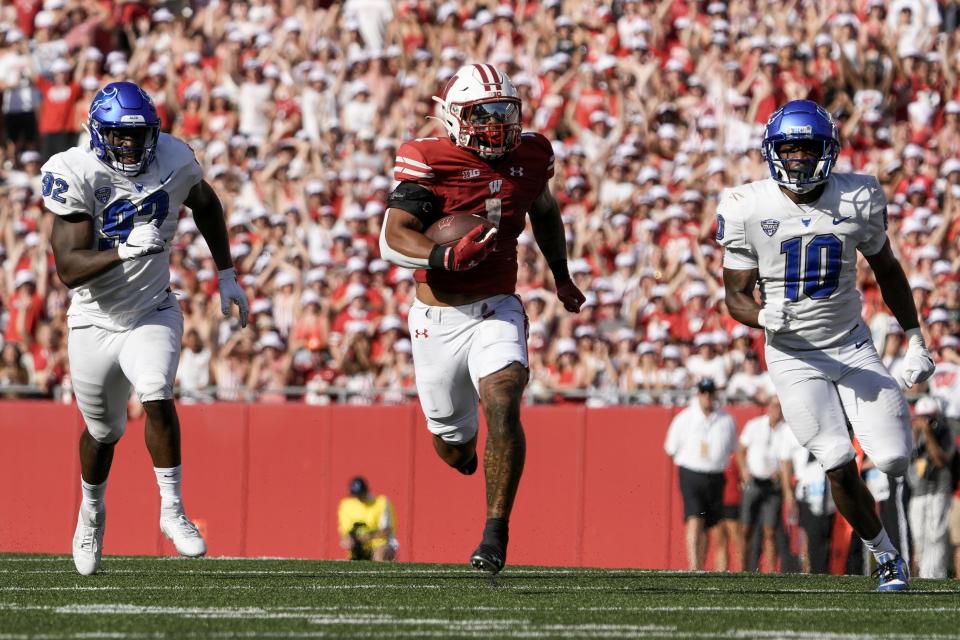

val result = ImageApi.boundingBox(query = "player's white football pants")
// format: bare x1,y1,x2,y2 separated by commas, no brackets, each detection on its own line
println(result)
68,295,183,443
766,327,911,476
408,294,528,444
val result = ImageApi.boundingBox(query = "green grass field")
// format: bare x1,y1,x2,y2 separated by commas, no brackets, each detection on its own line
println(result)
2,555,960,639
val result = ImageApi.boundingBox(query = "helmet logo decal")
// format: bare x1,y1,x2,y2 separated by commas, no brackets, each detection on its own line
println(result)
89,86,118,114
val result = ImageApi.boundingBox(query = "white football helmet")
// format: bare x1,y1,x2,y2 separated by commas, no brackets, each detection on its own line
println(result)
432,64,522,159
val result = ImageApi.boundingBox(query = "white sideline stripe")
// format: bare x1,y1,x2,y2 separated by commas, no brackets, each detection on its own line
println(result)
0,567,740,576
0,559,807,574
3,601,960,616
2,583,959,596
4,602,960,640
0,561,879,580
0,560,864,579
2,632,959,640
0,584,443,592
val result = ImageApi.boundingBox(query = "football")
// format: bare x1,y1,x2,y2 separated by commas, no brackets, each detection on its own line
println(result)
423,214,496,246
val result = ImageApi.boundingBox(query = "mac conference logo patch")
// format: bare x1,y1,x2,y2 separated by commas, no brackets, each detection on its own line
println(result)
761,219,780,237
95,186,111,204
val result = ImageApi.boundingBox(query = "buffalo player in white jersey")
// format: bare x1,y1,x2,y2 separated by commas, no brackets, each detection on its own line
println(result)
42,81,249,575
717,100,935,591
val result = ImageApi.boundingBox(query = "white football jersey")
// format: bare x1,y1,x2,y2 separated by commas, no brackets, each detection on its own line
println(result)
41,133,202,331
717,174,888,350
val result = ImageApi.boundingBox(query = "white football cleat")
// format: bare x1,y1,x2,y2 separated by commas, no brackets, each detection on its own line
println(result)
72,508,105,576
160,508,207,557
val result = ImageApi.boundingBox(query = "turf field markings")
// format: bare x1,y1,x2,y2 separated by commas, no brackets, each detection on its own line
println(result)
0,584,445,592
4,601,960,615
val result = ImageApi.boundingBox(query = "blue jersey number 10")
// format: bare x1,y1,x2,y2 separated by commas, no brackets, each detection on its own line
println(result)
780,234,842,301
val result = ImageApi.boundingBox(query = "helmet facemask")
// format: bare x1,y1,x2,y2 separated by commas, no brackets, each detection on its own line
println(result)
440,98,521,159
763,137,838,194
92,123,160,177
430,65,523,159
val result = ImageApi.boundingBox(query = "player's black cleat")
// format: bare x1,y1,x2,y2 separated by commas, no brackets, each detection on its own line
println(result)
455,453,478,475
470,542,506,574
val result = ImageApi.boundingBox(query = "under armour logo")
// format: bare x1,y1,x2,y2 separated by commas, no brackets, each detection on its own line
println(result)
509,166,524,177
489,179,502,194
414,329,429,339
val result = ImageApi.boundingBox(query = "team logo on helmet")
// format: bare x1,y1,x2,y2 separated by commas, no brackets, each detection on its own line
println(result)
89,86,118,114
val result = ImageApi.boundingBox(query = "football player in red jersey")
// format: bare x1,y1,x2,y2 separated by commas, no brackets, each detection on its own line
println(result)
380,64,586,574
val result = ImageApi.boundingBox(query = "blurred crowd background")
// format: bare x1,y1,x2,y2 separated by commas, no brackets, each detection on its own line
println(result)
0,0,959,411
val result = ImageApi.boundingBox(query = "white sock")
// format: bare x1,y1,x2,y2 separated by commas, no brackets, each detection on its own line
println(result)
80,478,107,522
863,527,898,561
154,466,183,511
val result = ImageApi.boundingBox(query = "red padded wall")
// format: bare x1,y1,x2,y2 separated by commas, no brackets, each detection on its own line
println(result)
245,404,330,558
3,401,774,570
0,402,81,552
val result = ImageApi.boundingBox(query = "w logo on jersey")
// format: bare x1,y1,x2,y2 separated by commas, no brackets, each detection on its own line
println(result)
761,219,780,237
489,180,502,194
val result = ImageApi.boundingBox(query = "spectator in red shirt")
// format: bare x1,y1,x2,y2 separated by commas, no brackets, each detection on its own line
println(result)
36,58,80,159
3,270,45,346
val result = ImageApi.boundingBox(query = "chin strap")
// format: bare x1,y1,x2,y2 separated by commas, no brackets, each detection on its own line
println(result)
782,180,821,194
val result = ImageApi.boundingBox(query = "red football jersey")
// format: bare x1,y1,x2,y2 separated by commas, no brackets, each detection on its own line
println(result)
393,133,555,296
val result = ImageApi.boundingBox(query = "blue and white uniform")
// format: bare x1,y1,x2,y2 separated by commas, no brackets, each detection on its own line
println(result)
717,173,911,475
41,134,202,442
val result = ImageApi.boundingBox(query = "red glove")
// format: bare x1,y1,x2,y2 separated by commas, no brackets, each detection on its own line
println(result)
556,278,586,313
437,225,498,271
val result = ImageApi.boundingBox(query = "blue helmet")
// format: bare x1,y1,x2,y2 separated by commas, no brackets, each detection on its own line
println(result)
88,81,161,177
762,100,839,193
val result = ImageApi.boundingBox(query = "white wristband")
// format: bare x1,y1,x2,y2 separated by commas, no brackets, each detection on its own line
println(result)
905,327,925,349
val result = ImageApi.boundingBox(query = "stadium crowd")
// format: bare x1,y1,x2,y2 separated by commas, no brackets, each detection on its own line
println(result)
0,0,959,410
